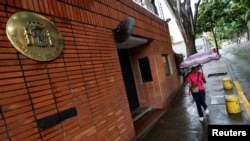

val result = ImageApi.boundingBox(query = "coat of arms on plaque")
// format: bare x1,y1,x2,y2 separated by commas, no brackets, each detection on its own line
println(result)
6,12,63,61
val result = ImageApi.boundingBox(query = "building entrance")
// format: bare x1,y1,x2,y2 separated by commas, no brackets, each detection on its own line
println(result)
117,49,140,111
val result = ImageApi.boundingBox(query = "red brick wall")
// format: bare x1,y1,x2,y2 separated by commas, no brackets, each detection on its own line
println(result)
130,40,180,109
0,0,180,140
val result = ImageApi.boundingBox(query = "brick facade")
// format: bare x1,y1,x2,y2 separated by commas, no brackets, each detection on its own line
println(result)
0,0,181,140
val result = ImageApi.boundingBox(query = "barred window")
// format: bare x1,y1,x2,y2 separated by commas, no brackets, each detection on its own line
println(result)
162,54,173,76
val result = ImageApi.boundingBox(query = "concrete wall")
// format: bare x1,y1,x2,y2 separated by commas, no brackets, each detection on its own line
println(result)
172,37,212,59
0,0,180,140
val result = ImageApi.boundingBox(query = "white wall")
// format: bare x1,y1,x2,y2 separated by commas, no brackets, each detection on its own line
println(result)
172,37,212,59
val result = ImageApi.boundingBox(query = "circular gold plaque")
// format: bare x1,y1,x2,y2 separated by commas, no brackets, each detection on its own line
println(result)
6,12,63,61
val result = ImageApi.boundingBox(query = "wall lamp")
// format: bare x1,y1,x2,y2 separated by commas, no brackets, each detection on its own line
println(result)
164,18,171,23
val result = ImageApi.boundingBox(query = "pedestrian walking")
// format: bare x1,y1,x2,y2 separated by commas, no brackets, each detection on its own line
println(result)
187,65,209,121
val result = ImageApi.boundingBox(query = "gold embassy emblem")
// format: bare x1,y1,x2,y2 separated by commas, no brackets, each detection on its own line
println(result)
6,12,63,61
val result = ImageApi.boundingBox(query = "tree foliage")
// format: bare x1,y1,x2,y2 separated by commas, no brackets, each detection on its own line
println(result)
164,0,250,57
196,0,229,34
196,0,250,47
196,0,230,54
227,1,250,40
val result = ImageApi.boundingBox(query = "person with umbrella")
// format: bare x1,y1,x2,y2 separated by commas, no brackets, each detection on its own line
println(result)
187,64,209,121
181,50,221,121
180,50,221,68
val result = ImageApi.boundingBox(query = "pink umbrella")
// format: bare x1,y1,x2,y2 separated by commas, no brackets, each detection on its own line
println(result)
180,51,221,68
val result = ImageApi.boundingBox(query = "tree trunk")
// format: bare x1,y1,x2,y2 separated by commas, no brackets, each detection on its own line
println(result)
212,28,220,54
163,0,201,57
183,34,196,57
245,25,250,41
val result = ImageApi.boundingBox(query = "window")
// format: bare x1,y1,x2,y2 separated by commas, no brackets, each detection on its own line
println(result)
138,57,152,82
133,0,165,19
162,54,172,76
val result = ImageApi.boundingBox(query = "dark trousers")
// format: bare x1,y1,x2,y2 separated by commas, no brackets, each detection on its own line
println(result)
192,90,207,117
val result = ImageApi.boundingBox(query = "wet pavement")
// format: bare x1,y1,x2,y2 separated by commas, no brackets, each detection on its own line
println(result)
139,48,250,141
221,42,250,99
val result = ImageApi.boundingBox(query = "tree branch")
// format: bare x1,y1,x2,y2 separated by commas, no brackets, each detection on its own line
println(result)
194,0,202,26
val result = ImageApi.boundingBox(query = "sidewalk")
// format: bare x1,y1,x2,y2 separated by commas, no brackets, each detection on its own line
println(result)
138,56,250,141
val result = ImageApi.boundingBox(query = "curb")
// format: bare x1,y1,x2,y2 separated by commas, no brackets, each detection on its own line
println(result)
234,80,250,119
223,52,250,120
136,110,166,141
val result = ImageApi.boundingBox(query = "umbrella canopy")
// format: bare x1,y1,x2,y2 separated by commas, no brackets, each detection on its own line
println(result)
180,51,221,68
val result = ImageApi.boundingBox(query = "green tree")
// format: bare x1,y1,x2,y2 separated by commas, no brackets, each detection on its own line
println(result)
227,1,250,40
164,0,249,57
196,0,230,54
197,0,250,47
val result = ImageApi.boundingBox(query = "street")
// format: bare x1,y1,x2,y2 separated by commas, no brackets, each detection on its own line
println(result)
221,42,250,101
139,41,250,141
